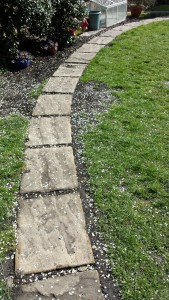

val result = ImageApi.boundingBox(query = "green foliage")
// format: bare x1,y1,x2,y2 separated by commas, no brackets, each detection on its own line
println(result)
50,0,88,46
0,0,88,54
29,80,48,99
81,21,169,300
0,0,54,54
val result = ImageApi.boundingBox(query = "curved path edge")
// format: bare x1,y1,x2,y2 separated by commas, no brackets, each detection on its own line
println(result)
14,17,169,300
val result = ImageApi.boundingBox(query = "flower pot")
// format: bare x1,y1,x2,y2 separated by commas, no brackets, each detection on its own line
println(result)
130,4,144,18
11,58,30,69
88,10,101,31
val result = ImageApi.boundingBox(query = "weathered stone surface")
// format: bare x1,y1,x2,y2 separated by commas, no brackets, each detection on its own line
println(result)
81,29,102,37
15,270,104,300
20,147,78,193
32,94,72,116
26,116,71,146
101,29,123,37
88,35,114,45
123,22,141,29
53,63,87,77
65,51,96,63
77,43,104,53
15,194,95,275
43,77,79,93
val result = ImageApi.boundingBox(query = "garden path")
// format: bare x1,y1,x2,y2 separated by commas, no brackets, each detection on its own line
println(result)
14,17,168,299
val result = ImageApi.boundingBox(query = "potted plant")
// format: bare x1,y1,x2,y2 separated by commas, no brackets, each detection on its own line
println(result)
11,51,30,69
43,39,58,55
129,0,155,18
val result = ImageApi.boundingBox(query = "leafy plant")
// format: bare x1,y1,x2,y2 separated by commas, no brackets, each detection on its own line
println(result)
0,0,54,55
50,0,88,46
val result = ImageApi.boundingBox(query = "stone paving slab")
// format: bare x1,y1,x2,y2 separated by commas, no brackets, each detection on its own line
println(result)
77,43,104,53
101,29,123,37
32,94,72,116
20,147,78,193
88,35,114,45
26,117,71,146
81,29,103,37
53,63,87,77
15,193,95,275
15,270,104,300
65,51,96,64
43,77,79,93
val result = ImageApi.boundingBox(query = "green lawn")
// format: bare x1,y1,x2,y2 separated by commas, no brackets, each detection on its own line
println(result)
0,115,28,298
149,4,169,11
81,21,169,300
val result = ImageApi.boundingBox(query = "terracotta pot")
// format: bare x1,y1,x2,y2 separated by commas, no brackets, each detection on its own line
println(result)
130,4,144,18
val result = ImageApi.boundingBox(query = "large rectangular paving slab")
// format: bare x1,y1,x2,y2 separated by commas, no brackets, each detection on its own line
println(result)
77,43,104,53
53,63,87,77
15,193,95,275
15,270,104,299
101,29,124,37
20,146,78,193
26,116,71,146
43,77,79,93
14,270,104,300
32,94,72,116
65,51,96,64
88,35,114,45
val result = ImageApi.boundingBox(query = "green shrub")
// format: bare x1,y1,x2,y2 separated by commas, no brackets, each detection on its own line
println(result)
0,0,54,54
50,0,88,47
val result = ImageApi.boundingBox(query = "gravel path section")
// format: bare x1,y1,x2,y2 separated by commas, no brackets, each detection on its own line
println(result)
14,17,169,300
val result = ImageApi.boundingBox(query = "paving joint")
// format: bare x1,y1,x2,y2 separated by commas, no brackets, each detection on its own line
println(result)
14,17,169,299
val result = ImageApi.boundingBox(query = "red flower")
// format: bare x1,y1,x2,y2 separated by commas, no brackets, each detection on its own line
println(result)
81,18,88,32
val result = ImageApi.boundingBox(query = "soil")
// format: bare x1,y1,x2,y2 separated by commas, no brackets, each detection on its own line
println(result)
0,18,140,300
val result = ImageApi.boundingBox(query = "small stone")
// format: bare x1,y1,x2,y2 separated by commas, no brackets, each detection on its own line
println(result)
78,266,87,272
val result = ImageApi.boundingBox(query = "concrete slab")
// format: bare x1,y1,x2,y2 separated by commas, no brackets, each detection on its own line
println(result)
20,147,78,193
15,194,95,275
32,94,72,116
26,117,72,146
101,29,124,37
43,77,79,94
88,35,114,45
65,51,96,64
77,43,104,53
15,270,104,299
81,29,103,37
53,63,87,77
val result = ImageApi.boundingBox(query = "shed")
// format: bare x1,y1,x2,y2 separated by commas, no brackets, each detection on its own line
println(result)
89,0,127,27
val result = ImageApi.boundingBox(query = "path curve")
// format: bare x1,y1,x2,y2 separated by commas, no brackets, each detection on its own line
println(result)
14,17,169,300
